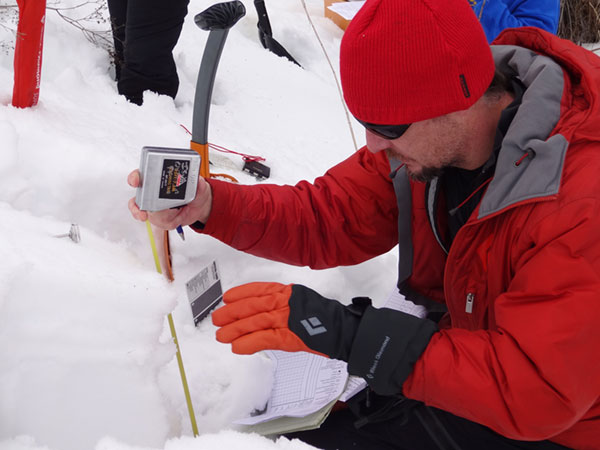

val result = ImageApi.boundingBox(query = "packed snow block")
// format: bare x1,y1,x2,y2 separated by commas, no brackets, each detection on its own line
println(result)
324,0,352,31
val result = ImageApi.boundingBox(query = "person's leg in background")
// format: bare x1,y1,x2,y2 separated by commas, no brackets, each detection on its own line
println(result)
107,0,189,105
106,0,127,83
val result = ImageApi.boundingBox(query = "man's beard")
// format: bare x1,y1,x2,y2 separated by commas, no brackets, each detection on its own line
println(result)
384,149,462,183
407,165,445,182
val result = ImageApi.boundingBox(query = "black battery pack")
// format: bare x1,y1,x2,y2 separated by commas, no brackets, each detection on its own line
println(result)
243,160,271,180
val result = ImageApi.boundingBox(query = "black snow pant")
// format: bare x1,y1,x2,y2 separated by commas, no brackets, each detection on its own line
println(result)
107,0,189,105
285,393,572,450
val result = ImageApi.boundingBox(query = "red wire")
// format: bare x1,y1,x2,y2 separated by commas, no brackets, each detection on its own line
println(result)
179,124,265,162
514,152,529,167
208,142,265,162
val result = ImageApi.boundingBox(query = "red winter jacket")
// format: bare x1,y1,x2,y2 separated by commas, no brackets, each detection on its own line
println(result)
200,28,600,449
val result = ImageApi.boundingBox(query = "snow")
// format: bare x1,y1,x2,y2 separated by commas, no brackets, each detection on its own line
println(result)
0,1,398,449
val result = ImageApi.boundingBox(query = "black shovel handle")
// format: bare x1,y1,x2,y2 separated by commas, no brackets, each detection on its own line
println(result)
191,1,246,145
195,1,246,31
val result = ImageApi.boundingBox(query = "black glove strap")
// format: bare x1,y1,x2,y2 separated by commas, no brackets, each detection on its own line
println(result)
348,296,372,316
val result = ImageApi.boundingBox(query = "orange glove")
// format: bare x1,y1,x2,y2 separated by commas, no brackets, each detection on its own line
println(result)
212,282,326,356
213,282,440,396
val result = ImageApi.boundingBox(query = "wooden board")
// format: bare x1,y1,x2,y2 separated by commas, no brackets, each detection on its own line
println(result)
324,0,351,31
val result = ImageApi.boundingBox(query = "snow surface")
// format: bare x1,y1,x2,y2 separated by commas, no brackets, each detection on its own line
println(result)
0,1,399,449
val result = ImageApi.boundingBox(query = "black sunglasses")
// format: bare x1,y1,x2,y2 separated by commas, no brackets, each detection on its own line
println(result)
355,118,411,140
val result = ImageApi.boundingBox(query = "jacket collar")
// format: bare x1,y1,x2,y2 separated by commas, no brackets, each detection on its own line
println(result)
477,45,568,218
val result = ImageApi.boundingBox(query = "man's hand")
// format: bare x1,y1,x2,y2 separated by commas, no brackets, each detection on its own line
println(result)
127,169,213,229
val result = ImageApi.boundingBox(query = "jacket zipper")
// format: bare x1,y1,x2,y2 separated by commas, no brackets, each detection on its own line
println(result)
465,293,474,314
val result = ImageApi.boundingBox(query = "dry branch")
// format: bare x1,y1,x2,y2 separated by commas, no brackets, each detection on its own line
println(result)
558,0,600,44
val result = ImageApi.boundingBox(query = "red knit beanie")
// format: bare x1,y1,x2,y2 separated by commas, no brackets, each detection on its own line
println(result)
340,0,495,124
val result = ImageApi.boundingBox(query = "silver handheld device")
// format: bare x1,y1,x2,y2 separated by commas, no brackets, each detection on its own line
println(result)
136,146,201,211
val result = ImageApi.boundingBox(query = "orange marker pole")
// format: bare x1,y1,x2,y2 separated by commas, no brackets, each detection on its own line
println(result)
12,0,47,108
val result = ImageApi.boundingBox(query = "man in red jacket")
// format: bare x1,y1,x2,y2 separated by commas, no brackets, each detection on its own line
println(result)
128,0,600,448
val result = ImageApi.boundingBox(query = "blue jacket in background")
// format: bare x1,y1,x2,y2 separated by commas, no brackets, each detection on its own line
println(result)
470,0,560,42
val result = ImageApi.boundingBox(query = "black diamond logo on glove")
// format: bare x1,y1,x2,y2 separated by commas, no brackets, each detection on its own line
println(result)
300,317,327,336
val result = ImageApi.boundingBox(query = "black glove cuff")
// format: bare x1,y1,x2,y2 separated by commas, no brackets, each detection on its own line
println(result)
347,306,438,395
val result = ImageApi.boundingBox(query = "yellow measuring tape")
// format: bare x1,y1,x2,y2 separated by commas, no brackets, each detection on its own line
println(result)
145,221,198,436
168,313,199,436
145,220,162,274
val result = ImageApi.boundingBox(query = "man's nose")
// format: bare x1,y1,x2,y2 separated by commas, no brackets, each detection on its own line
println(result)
365,130,390,153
